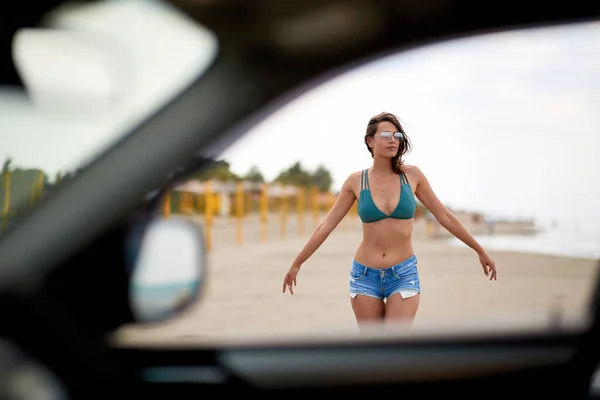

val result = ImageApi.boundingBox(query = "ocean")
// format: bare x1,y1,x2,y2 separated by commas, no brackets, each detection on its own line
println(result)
448,219,600,260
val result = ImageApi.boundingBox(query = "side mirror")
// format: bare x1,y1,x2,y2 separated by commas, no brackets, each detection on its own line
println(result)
127,216,206,323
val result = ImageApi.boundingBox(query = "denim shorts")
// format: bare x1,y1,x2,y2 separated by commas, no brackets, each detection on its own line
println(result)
349,255,421,301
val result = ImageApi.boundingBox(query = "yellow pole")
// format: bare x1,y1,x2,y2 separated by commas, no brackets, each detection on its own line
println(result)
246,190,251,217
214,192,221,215
185,191,194,214
260,183,268,242
2,171,10,229
179,191,186,214
163,191,171,219
205,180,213,251
195,192,202,214
37,171,43,198
236,180,243,245
280,190,287,239
311,186,319,227
297,186,304,236
30,180,36,207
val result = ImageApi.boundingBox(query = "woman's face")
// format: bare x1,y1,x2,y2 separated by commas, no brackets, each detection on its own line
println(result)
367,121,402,159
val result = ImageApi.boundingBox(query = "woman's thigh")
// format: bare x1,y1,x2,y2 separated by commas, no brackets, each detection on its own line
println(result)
351,295,385,327
385,293,420,324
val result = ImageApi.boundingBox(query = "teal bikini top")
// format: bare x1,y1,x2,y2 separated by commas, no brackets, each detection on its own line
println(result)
358,169,416,223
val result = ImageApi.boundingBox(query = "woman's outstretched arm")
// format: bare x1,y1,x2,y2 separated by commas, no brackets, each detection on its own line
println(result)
283,173,358,294
412,165,497,280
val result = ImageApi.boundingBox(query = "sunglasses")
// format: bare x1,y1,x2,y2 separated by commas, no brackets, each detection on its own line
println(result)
376,131,404,140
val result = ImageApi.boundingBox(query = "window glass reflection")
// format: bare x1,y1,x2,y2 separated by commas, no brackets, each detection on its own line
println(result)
115,20,600,345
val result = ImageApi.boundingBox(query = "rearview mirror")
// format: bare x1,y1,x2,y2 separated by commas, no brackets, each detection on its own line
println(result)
12,28,126,114
128,216,206,323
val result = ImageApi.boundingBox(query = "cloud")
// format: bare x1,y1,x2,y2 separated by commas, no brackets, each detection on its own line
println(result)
223,20,600,224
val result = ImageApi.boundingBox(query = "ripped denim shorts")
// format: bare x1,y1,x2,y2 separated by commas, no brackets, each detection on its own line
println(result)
349,255,421,301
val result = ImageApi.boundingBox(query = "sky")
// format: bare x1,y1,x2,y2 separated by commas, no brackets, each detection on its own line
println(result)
1,0,599,229
221,20,600,227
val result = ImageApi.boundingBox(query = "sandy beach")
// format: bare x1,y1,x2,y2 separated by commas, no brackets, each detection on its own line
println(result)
113,212,599,346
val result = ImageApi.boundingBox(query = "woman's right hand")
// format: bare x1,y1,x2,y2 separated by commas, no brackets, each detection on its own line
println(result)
282,264,301,295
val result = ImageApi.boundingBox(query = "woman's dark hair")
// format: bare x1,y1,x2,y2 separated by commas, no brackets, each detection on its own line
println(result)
364,111,412,174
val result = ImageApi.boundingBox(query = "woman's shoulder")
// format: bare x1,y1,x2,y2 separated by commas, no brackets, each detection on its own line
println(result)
402,164,425,179
349,169,366,178
403,164,422,174
340,170,364,190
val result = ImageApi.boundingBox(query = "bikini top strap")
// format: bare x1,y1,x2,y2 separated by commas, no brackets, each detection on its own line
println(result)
400,171,408,185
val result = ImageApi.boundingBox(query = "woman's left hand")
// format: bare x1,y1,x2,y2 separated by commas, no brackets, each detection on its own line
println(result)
478,251,497,281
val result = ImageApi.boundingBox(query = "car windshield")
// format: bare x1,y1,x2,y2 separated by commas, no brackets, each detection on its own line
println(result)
2,0,599,346
117,18,600,345
0,0,218,231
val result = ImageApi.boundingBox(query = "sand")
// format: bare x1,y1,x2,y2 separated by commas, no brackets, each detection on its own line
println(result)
113,212,599,346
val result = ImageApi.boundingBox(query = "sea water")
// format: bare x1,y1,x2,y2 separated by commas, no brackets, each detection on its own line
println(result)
448,218,600,260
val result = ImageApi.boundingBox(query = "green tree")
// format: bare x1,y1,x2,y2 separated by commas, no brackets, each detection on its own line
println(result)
274,161,312,188
244,165,264,183
311,165,333,192
195,160,239,181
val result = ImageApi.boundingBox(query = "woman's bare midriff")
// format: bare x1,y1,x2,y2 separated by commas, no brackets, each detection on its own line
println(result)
353,218,414,269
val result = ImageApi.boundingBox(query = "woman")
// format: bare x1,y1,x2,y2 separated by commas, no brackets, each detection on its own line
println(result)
282,111,497,329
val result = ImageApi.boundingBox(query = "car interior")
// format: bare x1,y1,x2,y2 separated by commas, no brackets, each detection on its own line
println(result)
1,0,599,399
